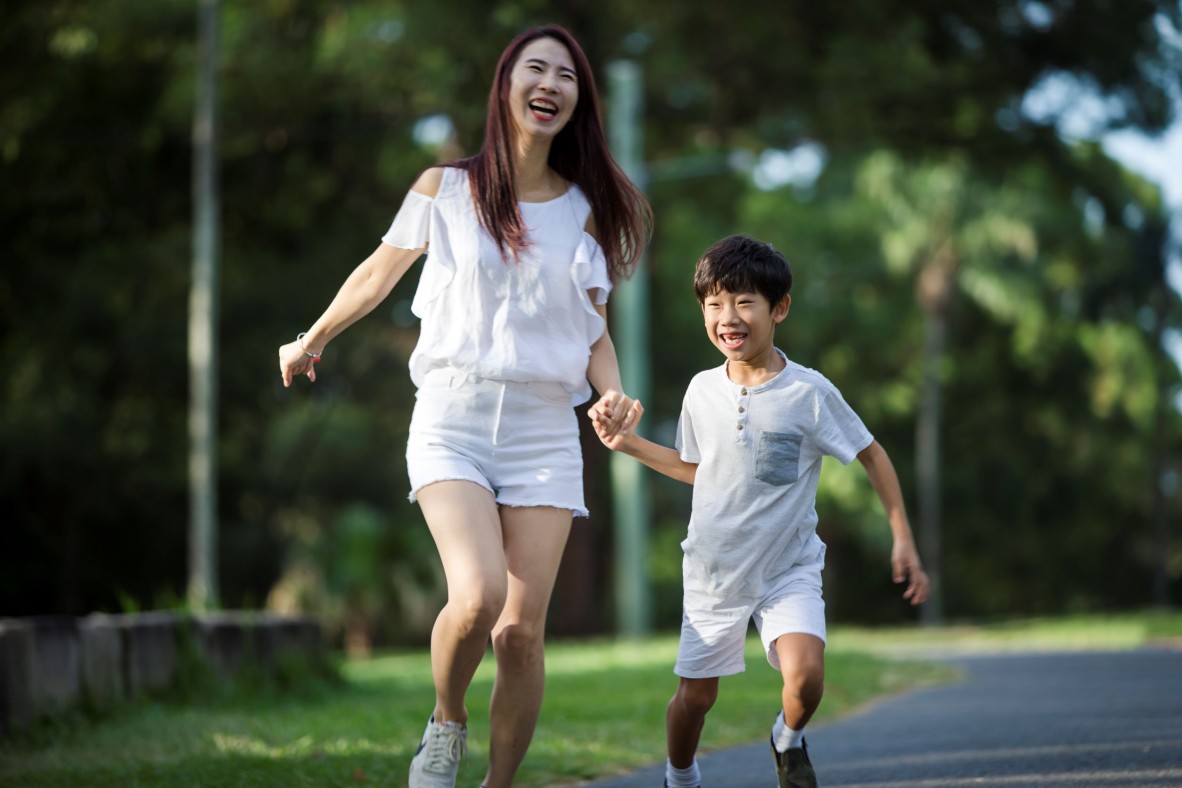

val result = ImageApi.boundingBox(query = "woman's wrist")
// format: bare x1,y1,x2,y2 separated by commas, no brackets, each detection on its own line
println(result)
296,332,324,358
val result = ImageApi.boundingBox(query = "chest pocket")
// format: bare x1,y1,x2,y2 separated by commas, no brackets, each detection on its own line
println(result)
755,431,803,486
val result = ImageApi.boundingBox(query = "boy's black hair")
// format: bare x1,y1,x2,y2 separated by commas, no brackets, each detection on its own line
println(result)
693,234,793,306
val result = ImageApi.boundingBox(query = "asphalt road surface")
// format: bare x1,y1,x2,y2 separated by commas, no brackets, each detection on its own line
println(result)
578,649,1182,787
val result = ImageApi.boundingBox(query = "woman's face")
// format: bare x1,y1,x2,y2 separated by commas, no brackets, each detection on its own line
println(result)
506,37,578,141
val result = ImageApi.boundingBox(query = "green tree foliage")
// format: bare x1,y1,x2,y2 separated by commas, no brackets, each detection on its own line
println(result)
2,0,1178,639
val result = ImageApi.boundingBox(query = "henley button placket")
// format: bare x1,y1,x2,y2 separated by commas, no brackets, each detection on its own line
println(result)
735,386,750,442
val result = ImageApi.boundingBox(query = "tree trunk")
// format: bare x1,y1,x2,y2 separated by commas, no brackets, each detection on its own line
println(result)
188,0,220,611
916,257,953,625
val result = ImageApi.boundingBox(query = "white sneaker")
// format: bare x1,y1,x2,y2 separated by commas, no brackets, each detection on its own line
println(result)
408,716,467,788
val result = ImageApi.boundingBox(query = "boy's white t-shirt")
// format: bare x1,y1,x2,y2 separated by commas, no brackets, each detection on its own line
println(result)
380,166,613,405
676,350,874,600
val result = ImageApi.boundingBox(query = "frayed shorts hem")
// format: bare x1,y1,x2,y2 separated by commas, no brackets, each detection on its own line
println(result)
407,478,589,519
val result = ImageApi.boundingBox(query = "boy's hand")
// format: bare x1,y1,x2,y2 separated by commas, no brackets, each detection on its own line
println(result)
891,539,929,606
588,390,637,438
588,395,643,450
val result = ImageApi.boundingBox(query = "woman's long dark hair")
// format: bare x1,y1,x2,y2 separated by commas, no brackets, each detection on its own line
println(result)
452,24,651,282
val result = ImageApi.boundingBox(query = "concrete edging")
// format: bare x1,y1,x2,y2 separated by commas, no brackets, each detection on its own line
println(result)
0,611,323,734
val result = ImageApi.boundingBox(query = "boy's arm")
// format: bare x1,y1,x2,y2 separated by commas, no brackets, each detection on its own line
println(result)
588,399,698,485
616,433,698,486
857,440,929,606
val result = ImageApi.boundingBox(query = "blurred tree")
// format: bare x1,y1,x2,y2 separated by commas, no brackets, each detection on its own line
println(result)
855,152,1041,623
2,0,1178,637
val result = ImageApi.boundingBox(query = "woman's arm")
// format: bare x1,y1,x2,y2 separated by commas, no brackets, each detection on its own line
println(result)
584,302,639,436
582,212,635,435
279,168,442,387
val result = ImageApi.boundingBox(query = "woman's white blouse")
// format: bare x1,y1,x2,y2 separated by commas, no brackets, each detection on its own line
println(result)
381,166,613,405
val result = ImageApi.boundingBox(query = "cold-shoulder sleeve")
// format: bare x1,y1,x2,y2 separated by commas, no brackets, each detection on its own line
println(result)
380,189,433,249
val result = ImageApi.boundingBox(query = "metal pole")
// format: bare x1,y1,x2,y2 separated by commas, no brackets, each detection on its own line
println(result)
607,60,651,636
188,0,220,611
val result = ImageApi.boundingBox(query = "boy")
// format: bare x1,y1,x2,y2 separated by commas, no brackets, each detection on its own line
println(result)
590,235,928,788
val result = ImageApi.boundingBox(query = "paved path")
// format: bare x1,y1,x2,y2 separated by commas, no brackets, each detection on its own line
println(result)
579,649,1182,787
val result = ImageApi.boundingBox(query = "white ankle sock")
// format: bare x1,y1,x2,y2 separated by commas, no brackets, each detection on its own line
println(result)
771,711,804,752
665,758,701,787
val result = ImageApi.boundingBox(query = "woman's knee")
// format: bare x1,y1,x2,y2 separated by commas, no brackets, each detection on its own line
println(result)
449,585,508,636
491,618,544,663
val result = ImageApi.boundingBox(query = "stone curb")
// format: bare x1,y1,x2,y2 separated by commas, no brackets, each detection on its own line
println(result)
0,611,323,734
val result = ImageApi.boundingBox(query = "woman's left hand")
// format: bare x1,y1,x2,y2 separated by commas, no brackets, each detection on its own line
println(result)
588,389,636,438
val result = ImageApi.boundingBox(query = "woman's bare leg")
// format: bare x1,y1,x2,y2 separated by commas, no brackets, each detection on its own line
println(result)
481,505,572,788
417,481,508,727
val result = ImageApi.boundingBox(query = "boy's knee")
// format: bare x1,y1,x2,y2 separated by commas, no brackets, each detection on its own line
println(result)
782,659,824,703
776,642,825,698
674,677,719,717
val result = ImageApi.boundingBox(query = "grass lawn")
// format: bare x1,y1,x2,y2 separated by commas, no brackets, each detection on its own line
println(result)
2,611,1176,786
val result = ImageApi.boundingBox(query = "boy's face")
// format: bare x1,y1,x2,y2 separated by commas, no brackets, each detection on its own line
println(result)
701,288,791,364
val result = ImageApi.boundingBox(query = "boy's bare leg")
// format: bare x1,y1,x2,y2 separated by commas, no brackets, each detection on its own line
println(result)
481,505,572,788
773,634,825,729
418,481,509,727
667,676,720,768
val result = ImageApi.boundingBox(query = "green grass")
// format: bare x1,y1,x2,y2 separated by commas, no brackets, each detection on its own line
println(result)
832,609,1182,656
2,611,1175,787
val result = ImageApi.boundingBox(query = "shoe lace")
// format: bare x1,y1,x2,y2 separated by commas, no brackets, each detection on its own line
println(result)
424,724,466,773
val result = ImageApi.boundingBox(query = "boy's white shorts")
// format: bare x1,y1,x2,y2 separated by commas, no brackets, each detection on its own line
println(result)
675,560,826,679
406,367,587,517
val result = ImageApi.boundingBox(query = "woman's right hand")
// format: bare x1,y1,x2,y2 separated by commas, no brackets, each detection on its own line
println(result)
279,340,319,387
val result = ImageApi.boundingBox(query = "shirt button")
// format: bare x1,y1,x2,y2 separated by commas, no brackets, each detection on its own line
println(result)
736,424,743,430
740,388,748,395
738,406,745,413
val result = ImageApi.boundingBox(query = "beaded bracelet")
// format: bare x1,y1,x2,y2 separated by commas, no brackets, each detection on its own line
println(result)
296,332,322,359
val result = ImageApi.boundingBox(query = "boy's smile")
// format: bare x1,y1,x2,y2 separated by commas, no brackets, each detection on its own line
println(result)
702,289,790,381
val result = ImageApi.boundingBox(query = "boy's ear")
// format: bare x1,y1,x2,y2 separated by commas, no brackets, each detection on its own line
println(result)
773,294,791,323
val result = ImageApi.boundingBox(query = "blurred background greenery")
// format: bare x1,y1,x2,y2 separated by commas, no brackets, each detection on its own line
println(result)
3,0,1179,651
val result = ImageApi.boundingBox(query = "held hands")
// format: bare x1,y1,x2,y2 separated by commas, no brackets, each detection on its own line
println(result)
891,538,930,606
278,340,319,387
587,390,643,451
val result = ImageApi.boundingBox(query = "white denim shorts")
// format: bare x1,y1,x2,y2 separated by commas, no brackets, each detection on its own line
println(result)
674,560,826,679
406,368,587,517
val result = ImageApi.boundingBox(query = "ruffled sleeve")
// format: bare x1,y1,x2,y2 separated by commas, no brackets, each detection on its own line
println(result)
571,232,613,306
380,189,433,249
569,232,613,344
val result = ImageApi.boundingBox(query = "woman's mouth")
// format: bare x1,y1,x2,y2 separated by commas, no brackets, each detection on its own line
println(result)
529,99,558,120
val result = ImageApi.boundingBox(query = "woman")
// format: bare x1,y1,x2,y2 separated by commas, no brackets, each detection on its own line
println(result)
277,24,650,788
